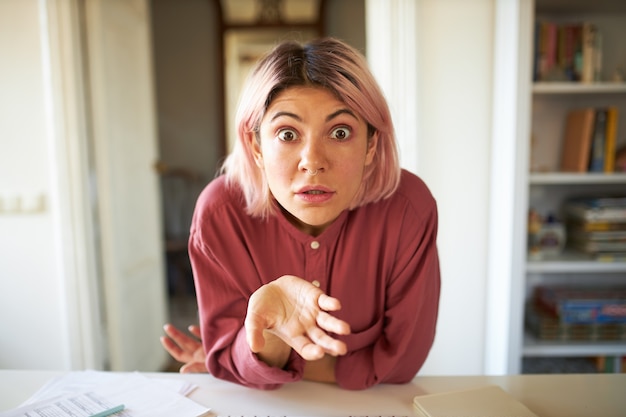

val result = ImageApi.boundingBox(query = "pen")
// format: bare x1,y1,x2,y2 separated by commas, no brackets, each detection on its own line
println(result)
89,404,125,417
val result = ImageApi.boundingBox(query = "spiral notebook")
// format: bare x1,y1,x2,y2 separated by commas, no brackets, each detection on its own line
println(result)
413,385,538,417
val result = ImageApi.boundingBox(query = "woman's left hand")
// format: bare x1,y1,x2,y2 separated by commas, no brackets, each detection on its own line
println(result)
160,323,208,373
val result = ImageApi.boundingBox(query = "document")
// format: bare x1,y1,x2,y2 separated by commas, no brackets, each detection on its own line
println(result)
413,385,538,417
0,391,123,417
0,371,210,417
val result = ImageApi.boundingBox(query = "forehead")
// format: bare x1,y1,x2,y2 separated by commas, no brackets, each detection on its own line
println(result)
264,86,365,125
268,86,344,110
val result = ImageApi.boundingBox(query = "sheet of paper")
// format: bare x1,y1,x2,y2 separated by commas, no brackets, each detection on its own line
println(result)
2,371,210,417
22,371,197,406
0,391,123,417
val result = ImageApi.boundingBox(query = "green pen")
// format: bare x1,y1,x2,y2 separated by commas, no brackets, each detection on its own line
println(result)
89,404,125,417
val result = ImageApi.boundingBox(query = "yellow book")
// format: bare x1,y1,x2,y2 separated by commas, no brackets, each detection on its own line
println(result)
413,385,538,417
604,107,619,172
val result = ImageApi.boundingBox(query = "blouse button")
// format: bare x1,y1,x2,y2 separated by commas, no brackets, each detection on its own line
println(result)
312,280,320,287
310,241,320,249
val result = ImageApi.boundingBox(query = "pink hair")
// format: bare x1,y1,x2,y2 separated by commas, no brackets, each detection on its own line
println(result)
220,37,401,218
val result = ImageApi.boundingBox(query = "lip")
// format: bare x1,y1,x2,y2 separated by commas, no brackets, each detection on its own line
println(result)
295,185,335,203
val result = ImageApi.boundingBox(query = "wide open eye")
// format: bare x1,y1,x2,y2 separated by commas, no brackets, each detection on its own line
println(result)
330,126,352,141
277,128,299,142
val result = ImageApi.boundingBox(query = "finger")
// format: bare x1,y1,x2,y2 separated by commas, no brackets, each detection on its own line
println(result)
160,336,187,362
244,314,267,353
163,323,189,341
164,324,200,351
188,325,202,339
317,293,342,312
316,311,351,335
307,326,348,356
289,334,325,361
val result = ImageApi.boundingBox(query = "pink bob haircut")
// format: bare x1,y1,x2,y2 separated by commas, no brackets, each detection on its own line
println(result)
220,37,401,219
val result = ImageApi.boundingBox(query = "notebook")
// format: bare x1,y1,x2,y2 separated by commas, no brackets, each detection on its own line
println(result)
413,385,538,417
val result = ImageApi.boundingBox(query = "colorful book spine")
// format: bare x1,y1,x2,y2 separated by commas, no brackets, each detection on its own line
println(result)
582,22,599,83
604,107,619,172
535,286,626,324
588,109,607,172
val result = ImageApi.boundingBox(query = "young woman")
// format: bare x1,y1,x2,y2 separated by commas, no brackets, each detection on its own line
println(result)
161,37,440,390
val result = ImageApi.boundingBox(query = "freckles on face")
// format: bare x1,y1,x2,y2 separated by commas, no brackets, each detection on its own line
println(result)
254,86,376,235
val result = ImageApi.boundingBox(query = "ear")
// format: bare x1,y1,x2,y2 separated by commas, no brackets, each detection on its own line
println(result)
245,131,263,168
364,131,378,166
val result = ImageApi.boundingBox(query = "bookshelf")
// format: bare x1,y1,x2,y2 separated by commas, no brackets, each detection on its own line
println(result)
514,0,626,374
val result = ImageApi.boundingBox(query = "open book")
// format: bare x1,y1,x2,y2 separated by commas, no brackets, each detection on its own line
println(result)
413,385,538,417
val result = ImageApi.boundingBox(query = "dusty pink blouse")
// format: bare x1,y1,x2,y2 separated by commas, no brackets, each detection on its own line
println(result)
189,169,440,390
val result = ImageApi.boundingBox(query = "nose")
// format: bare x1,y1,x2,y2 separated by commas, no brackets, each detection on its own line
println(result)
298,138,327,175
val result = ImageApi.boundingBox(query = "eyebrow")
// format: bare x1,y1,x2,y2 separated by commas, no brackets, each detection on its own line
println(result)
326,108,358,122
269,108,358,123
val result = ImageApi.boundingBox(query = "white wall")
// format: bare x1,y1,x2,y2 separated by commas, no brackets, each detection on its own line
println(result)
367,0,495,375
0,0,69,369
1,0,168,373
417,0,494,375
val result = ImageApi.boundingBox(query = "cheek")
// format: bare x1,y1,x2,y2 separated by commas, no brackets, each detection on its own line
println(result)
260,150,294,185
338,149,370,173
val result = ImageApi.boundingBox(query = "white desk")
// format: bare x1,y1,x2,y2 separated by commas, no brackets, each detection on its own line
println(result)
1,370,625,416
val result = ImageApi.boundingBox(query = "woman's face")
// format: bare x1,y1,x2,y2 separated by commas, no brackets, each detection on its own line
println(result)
251,86,377,236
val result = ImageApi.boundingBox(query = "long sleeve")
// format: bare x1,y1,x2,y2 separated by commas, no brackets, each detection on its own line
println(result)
333,180,440,389
188,178,305,390
188,171,440,390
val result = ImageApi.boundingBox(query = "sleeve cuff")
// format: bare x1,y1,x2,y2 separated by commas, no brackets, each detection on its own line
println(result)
232,328,305,389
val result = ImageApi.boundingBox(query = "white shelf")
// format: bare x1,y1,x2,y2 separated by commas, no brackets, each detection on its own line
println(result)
536,0,626,15
529,173,626,185
511,0,626,375
523,332,626,357
527,258,626,274
533,82,626,95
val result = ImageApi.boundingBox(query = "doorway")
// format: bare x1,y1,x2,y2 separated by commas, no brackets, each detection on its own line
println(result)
149,0,366,364
150,0,223,341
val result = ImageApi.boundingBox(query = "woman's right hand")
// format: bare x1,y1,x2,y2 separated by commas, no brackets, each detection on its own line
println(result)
160,323,208,373
245,275,351,364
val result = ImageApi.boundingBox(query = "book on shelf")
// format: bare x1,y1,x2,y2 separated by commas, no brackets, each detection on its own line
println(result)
568,219,626,232
570,238,626,254
533,19,600,82
588,109,607,172
569,229,626,257
560,108,596,172
569,228,626,254
526,302,626,341
582,22,601,83
569,227,626,240
534,286,626,324
560,107,620,173
564,197,626,257
564,196,626,222
595,356,626,373
604,107,619,172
